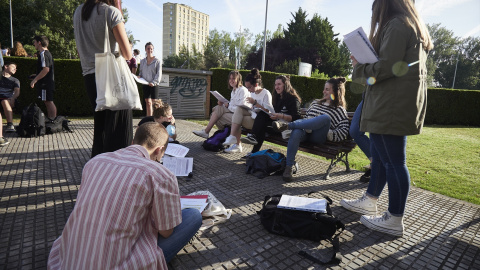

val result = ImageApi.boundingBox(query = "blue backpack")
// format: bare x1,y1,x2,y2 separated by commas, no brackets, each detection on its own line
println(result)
202,126,231,152
246,149,286,178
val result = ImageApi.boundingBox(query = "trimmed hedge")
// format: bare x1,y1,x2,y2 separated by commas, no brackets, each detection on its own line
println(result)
3,59,478,126
3,56,146,117
211,68,480,126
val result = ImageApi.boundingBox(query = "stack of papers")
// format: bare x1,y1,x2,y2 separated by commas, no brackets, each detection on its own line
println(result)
180,195,209,213
163,144,193,176
343,27,379,64
277,195,327,213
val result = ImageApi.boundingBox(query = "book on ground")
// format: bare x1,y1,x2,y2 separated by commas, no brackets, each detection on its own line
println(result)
211,91,229,103
343,27,379,64
180,197,209,213
277,195,327,213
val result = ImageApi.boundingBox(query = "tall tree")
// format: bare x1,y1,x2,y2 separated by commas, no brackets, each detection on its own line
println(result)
0,0,134,59
203,29,235,69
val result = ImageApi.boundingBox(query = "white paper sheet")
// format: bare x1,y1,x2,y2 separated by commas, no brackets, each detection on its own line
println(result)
134,75,150,85
165,143,189,157
277,195,327,213
163,156,193,176
211,91,229,103
343,27,379,64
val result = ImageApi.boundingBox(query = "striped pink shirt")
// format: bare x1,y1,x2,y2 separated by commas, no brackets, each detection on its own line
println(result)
47,145,182,269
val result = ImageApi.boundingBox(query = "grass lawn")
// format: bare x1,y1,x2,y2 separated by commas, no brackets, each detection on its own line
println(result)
187,119,480,205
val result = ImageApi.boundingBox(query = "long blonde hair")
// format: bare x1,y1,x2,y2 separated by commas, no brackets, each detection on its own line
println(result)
370,0,433,52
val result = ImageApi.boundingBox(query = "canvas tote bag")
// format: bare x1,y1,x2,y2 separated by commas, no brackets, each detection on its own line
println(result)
94,10,142,111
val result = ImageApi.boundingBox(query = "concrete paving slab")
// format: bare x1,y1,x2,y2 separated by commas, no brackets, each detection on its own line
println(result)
0,119,479,269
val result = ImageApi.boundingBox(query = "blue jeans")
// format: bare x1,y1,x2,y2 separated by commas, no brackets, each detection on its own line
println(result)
157,208,202,263
286,115,331,166
350,100,371,159
366,134,410,216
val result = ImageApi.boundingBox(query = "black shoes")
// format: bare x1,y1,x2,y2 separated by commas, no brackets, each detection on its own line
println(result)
359,169,371,183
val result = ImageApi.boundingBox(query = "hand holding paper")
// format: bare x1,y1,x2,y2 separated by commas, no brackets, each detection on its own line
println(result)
343,27,378,64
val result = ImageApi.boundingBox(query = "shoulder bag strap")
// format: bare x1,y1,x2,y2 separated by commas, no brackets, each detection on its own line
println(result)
103,8,110,53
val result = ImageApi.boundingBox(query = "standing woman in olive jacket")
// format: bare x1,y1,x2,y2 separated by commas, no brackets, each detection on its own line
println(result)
340,0,433,236
241,75,301,154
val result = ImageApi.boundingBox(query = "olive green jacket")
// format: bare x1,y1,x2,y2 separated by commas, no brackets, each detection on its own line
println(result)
352,17,428,136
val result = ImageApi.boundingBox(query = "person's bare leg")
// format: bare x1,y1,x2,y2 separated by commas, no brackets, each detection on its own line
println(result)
1,100,13,123
44,101,57,119
205,111,220,133
230,123,242,144
145,98,153,116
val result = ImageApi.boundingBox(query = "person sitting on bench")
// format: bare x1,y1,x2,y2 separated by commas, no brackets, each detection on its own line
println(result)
272,77,349,182
193,70,249,139
241,75,302,154
222,68,273,155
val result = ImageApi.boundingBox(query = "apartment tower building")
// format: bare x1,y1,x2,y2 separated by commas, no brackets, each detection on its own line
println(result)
163,3,209,58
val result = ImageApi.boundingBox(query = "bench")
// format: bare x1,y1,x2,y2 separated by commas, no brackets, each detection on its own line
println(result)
242,110,356,180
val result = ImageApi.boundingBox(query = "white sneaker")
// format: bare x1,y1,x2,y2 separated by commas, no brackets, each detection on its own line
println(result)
360,211,404,236
340,192,377,215
224,143,242,153
223,135,237,146
193,129,209,139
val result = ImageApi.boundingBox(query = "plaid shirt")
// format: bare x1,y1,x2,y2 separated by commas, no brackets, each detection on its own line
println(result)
48,145,181,269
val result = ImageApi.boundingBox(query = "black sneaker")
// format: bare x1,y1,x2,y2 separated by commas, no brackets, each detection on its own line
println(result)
5,123,15,133
272,120,289,132
359,169,371,183
241,134,258,145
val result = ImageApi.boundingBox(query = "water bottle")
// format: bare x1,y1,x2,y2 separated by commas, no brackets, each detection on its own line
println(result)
166,125,176,136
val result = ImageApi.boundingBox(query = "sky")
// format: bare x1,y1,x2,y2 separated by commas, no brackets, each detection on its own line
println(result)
122,0,480,59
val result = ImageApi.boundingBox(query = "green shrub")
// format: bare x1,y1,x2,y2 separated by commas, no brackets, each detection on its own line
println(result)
4,59,478,126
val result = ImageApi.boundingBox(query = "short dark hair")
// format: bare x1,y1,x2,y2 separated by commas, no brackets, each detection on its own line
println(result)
133,49,140,55
34,35,49,48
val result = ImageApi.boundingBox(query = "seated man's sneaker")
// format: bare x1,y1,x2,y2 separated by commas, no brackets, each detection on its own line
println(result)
340,192,377,215
272,121,289,132
224,143,242,153
223,135,237,146
0,137,9,147
5,123,15,133
360,211,404,237
240,134,258,145
193,129,209,139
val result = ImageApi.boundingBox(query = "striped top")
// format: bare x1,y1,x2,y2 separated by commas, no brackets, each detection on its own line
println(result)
306,102,349,142
47,145,182,270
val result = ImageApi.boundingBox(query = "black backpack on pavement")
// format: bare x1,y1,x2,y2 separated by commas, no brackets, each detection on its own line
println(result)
45,116,73,134
17,103,46,137
202,125,231,152
257,193,344,265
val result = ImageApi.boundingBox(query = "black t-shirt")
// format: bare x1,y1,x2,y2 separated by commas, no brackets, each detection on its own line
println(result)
0,75,20,99
36,50,55,91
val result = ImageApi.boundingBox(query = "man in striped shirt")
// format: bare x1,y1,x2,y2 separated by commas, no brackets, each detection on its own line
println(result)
48,122,202,269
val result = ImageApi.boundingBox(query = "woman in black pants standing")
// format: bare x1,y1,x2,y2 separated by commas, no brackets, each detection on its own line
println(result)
241,75,302,154
73,0,133,158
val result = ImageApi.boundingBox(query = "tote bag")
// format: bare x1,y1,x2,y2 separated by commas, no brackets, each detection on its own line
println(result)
94,11,142,111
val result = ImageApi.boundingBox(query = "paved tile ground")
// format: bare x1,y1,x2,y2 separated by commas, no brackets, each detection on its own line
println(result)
1,119,479,270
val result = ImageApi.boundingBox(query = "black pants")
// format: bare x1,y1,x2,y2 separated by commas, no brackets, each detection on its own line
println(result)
250,112,274,153
83,73,133,158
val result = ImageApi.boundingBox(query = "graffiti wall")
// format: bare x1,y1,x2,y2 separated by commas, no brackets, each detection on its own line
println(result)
158,68,211,119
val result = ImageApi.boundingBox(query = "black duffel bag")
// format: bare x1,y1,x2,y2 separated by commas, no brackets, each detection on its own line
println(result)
257,193,345,265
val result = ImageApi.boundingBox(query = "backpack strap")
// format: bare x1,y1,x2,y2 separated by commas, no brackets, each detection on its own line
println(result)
298,215,345,265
